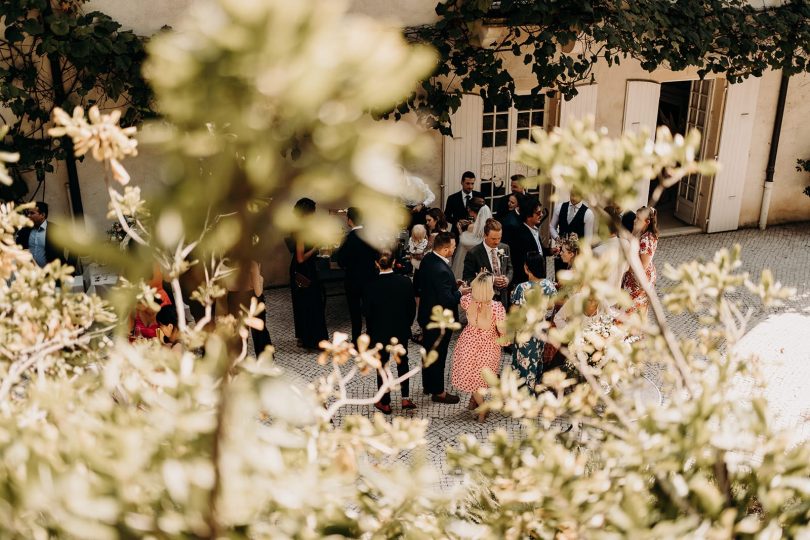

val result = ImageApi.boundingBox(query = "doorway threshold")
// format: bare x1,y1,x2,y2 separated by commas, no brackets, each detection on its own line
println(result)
660,225,702,238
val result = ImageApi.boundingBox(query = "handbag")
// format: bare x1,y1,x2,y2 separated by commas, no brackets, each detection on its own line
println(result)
294,272,312,289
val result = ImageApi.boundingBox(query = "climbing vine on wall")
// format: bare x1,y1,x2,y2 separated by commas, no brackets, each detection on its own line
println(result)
0,0,155,199
797,158,810,197
399,0,810,135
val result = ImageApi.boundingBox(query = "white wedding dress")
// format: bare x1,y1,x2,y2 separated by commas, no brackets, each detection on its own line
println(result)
451,205,492,279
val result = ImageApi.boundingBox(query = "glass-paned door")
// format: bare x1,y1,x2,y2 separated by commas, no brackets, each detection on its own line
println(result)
675,79,713,224
480,95,545,211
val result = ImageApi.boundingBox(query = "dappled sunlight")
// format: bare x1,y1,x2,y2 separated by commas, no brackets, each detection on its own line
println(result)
733,312,810,445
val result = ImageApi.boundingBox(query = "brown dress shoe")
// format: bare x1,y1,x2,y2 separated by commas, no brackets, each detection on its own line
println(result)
401,398,417,410
374,402,393,415
431,392,460,404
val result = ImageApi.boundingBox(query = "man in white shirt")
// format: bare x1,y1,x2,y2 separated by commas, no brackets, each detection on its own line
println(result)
549,193,594,278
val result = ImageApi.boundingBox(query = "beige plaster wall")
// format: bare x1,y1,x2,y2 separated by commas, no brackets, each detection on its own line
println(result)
22,167,71,222
348,0,440,26
739,71,810,227
85,0,194,35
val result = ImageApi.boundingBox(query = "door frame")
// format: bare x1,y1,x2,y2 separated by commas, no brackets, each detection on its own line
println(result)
694,79,728,231
675,79,713,224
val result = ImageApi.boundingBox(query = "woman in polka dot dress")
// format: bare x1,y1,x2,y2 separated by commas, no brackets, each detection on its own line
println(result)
450,272,506,421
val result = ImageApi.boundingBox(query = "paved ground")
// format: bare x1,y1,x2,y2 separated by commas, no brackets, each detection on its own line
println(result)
263,222,810,488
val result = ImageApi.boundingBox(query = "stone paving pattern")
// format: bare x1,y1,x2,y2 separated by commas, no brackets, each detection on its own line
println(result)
262,223,810,488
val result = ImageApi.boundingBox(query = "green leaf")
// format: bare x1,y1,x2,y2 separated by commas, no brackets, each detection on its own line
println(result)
48,17,70,36
20,18,44,35
3,25,24,43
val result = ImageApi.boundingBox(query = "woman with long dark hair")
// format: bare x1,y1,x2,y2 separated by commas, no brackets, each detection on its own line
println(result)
425,207,450,245
285,198,328,349
621,206,660,321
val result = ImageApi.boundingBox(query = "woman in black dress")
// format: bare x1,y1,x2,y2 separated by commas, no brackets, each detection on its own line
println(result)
286,198,329,349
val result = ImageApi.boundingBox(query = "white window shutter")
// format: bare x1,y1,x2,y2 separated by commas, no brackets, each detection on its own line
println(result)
622,81,661,211
707,77,761,233
557,84,599,204
560,84,598,128
443,94,483,201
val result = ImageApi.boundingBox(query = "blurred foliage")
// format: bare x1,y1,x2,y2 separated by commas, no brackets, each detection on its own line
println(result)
140,0,437,266
399,0,810,134
0,0,807,538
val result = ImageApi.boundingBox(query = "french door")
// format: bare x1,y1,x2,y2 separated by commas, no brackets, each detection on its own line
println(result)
480,95,547,210
675,79,713,224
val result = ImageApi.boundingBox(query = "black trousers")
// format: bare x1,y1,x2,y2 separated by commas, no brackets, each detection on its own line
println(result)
345,281,365,343
251,293,273,355
376,348,411,405
221,291,273,354
421,326,453,395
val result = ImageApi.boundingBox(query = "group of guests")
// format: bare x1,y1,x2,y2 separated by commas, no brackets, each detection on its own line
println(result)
286,170,661,418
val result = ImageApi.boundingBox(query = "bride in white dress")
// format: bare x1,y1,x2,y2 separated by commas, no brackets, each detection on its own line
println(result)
451,198,492,279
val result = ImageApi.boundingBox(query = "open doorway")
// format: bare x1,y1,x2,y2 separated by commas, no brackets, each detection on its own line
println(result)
651,81,690,229
652,80,716,231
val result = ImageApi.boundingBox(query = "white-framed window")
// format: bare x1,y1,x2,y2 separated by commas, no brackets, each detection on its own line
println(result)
480,95,546,210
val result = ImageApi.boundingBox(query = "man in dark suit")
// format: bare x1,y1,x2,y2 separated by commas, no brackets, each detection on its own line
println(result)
417,232,469,404
16,202,72,269
443,171,482,232
364,250,417,414
462,218,513,305
507,196,547,285
335,207,379,343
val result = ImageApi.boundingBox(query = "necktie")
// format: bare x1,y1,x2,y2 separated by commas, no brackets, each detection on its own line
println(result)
464,194,470,207
491,248,500,275
567,203,577,224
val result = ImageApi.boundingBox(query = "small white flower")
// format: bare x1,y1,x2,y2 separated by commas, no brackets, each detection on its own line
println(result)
48,106,138,185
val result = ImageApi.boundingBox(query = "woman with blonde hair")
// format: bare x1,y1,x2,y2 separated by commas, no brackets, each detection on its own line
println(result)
450,271,506,421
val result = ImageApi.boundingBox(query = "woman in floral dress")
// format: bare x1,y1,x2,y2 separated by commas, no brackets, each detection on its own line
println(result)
621,206,659,321
510,252,556,395
450,272,505,421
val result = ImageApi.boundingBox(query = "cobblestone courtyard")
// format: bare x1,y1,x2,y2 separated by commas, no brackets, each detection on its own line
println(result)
263,223,810,488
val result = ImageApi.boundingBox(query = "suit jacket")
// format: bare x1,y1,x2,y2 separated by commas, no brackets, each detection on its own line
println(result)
500,210,521,244
462,242,513,287
364,272,416,345
335,228,378,290
16,221,72,269
417,251,461,327
443,189,483,228
508,223,547,284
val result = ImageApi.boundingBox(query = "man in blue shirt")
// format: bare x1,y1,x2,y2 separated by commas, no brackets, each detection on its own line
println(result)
17,202,69,268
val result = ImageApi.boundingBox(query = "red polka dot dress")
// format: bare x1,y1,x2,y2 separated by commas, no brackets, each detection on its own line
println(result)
451,294,506,394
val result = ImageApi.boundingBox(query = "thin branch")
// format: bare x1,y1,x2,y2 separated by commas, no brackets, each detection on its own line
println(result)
616,228,697,396
324,364,421,420
106,186,148,246
0,325,113,404
572,347,635,428
170,278,188,332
